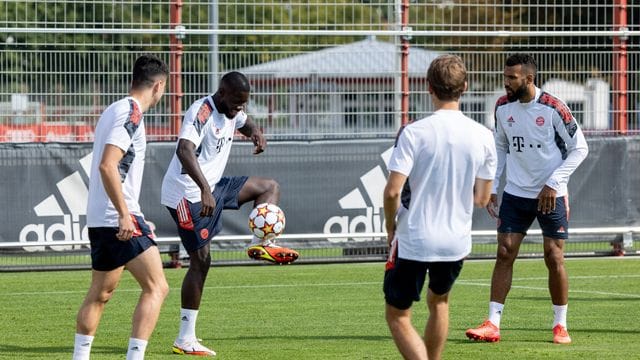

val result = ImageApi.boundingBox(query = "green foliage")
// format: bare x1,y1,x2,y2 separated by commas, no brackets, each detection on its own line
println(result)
0,258,639,359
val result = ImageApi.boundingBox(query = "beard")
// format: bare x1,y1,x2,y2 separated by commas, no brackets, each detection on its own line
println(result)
506,83,528,102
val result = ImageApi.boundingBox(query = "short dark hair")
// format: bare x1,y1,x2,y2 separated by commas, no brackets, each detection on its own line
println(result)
426,54,467,101
131,54,169,90
505,53,537,78
220,71,251,93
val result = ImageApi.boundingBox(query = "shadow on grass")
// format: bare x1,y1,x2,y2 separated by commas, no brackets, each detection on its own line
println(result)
211,334,389,341
0,344,122,355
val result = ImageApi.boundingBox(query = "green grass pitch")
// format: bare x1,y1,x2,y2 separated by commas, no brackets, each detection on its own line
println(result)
0,257,639,359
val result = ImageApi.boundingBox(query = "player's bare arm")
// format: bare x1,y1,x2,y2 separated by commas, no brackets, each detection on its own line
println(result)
474,178,494,208
99,144,134,241
537,185,557,214
383,171,407,247
238,118,266,154
176,138,216,217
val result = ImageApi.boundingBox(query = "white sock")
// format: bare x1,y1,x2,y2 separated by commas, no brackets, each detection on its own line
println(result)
488,301,504,328
250,236,262,246
72,333,94,360
553,304,568,328
178,308,199,342
126,337,148,360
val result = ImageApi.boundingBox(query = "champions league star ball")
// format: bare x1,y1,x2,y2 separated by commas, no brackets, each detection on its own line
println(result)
248,203,286,241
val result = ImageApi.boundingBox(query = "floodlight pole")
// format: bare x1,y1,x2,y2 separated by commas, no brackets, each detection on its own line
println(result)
613,0,628,134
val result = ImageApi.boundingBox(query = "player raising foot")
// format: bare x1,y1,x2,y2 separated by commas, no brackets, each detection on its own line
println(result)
172,338,216,356
247,239,299,264
465,320,501,342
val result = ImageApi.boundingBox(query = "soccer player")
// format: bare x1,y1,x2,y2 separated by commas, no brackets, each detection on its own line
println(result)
72,54,170,360
161,71,299,356
383,54,497,360
465,53,589,344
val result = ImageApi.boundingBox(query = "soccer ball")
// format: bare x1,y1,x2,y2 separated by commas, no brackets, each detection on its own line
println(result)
248,203,286,240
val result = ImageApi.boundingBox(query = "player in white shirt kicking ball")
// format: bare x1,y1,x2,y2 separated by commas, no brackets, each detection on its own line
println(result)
466,53,588,344
73,54,170,360
161,71,298,356
383,54,497,360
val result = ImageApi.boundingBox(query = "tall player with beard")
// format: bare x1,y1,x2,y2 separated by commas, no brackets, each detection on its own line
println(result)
466,54,588,344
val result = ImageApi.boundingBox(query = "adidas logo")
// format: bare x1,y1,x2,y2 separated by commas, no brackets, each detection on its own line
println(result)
323,146,393,243
181,316,189,321
18,152,93,252
130,346,140,351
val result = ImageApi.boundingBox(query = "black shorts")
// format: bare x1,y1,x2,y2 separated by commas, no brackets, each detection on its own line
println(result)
383,244,463,310
167,176,248,253
498,192,569,239
88,214,157,271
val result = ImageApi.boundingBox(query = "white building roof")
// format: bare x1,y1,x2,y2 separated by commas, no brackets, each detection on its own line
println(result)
240,37,440,79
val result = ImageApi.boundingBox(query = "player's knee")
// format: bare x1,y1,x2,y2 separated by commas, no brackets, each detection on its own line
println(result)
96,288,116,304
264,178,280,196
496,244,517,262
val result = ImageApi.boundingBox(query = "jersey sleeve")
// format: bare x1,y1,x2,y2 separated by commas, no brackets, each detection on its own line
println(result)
546,109,589,190
178,101,207,148
492,109,508,193
387,126,415,176
477,129,498,180
105,100,140,152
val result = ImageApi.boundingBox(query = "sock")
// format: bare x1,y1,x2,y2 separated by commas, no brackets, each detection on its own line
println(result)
553,304,568,328
250,236,262,246
488,301,504,327
126,337,148,360
72,333,94,360
178,308,199,342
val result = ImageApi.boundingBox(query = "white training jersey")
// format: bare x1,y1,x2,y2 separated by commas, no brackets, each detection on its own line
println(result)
87,97,146,227
493,87,589,199
387,110,497,262
161,95,247,208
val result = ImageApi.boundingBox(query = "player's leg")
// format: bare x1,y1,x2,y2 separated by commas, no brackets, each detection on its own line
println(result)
167,199,218,356
383,246,428,359
237,176,280,206
423,260,462,360
76,266,125,335
424,290,449,360
539,195,571,344
467,192,535,341
126,245,169,340
73,266,124,360
386,304,427,360
124,245,169,359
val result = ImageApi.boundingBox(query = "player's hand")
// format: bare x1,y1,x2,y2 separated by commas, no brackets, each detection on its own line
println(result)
486,194,499,219
116,214,135,241
537,185,557,214
250,133,266,154
200,191,216,217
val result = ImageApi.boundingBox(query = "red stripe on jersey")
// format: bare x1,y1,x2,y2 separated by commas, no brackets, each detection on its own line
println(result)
495,95,509,108
196,99,213,125
538,92,573,124
129,100,142,126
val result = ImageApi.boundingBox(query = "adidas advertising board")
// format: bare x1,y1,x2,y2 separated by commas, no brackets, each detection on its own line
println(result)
0,138,634,252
